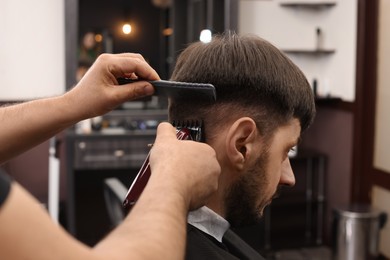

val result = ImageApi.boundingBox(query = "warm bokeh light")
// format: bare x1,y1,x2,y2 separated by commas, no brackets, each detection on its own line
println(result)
200,29,212,43
122,23,132,34
94,33,103,42
162,28,173,36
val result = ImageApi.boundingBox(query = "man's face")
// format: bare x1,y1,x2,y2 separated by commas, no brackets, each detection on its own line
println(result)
225,119,301,227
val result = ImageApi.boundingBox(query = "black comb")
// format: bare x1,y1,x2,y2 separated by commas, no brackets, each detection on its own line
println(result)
117,78,216,102
123,120,204,210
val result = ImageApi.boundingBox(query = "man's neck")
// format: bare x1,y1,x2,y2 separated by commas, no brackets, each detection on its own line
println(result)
205,196,225,218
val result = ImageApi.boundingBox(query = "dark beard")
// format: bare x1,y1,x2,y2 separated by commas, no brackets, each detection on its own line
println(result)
224,152,269,228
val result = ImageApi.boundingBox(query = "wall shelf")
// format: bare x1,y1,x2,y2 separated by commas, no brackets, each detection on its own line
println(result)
315,97,342,106
282,49,336,55
240,0,357,102
279,1,337,8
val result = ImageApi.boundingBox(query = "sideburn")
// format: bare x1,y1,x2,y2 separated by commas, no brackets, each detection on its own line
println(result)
224,150,270,228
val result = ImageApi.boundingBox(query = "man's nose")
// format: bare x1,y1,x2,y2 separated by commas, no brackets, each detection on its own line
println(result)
279,158,295,186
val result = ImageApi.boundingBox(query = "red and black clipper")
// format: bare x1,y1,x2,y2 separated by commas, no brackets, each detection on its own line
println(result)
122,120,205,210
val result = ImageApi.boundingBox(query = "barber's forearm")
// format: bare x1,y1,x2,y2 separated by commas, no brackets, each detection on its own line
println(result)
93,176,188,260
0,95,80,164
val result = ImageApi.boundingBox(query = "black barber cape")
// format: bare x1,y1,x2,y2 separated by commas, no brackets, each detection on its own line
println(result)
185,224,266,260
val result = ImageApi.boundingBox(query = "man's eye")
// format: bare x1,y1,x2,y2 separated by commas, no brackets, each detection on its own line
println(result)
288,146,297,158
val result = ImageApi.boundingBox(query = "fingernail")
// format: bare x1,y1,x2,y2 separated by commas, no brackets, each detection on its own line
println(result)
143,84,154,96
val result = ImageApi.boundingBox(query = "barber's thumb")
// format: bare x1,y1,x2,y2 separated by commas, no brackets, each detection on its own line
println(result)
155,122,176,142
119,81,154,101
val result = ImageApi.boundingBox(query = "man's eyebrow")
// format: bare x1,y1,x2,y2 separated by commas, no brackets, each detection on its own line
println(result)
297,136,302,145
289,136,301,148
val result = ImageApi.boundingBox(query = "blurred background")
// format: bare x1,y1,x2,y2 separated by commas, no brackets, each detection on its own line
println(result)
1,0,389,259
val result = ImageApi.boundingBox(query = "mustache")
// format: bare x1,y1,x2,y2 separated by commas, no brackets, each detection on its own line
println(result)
272,186,285,200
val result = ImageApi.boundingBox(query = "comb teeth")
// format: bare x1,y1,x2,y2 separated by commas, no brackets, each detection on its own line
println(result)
172,120,204,142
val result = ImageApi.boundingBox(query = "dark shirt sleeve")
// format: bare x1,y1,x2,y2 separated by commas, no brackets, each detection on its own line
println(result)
0,169,11,208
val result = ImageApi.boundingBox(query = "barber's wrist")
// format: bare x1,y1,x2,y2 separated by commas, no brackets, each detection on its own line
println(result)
147,170,192,210
62,88,95,123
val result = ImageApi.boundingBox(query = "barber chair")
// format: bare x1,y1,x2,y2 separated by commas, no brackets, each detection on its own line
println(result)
103,178,128,227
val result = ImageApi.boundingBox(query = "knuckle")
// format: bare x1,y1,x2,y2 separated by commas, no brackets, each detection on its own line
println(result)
133,58,143,66
133,53,143,60
98,53,110,62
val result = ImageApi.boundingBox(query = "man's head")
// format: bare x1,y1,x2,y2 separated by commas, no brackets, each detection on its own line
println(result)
169,32,316,227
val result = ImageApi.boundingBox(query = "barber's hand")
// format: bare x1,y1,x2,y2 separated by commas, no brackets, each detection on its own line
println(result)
149,122,221,210
65,53,159,120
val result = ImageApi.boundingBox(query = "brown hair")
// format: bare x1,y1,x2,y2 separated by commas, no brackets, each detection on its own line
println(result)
169,32,315,141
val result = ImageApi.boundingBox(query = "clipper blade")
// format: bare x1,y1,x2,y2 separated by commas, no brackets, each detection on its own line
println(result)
171,120,204,142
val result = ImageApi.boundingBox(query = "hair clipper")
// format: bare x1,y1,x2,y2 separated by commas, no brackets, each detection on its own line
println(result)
123,120,204,210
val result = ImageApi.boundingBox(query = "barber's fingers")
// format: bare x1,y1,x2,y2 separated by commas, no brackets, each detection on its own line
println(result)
114,52,147,61
112,53,150,79
93,53,160,101
117,81,155,101
154,122,177,143
96,53,160,82
113,56,159,81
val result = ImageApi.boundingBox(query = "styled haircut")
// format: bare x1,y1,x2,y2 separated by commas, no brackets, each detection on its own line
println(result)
169,32,315,141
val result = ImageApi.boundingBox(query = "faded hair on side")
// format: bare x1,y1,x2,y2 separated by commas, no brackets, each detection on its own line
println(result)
169,31,316,140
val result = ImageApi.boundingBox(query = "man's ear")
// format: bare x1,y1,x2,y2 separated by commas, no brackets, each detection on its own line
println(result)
225,117,258,171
